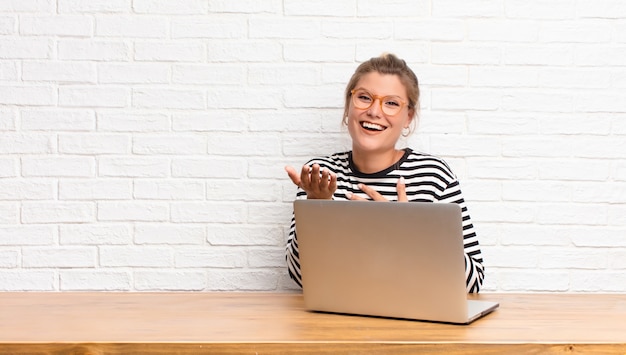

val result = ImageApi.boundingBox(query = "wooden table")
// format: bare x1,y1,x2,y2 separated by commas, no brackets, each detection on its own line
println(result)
1,292,625,354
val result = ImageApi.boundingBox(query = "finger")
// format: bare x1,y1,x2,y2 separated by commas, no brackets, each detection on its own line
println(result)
328,171,338,193
397,176,408,202
309,164,322,188
284,166,302,187
346,192,366,201
358,183,387,202
299,164,312,188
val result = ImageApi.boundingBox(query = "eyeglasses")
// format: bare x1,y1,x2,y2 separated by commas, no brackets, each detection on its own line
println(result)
350,89,408,116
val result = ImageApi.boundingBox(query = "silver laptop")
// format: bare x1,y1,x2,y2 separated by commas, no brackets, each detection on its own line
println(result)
294,199,499,324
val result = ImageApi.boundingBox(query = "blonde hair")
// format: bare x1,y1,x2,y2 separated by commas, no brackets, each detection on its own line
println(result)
342,53,420,128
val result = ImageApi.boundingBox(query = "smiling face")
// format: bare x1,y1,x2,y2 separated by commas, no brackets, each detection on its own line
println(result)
347,72,414,156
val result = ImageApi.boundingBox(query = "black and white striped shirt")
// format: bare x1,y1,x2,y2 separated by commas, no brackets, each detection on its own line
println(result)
286,148,484,293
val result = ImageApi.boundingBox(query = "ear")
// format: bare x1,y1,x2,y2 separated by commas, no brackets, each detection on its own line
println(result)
404,108,415,129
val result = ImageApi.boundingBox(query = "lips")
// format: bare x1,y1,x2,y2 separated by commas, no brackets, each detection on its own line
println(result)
360,121,387,132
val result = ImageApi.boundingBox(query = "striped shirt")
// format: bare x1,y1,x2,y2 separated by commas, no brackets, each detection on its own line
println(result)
286,148,484,293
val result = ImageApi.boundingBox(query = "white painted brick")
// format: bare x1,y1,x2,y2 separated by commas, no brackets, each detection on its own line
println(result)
134,270,206,291
97,201,169,222
248,110,321,132
98,112,170,132
536,203,607,226
502,137,572,158
99,157,170,178
431,89,501,111
135,224,205,245
175,247,246,268
133,0,208,14
539,114,611,135
461,180,501,202
208,88,283,109
247,247,285,268
22,202,95,224
0,271,55,291
0,86,55,106
467,113,537,135
433,0,503,17
505,0,576,20
249,19,319,39
502,181,570,202
498,270,569,291
430,135,501,157
577,0,626,19
59,179,132,200
58,40,130,61
208,0,281,13
171,158,246,178
482,246,539,268
0,16,16,35
59,134,130,154
59,86,129,108
608,205,626,226
248,202,292,224
60,224,131,245
501,91,573,112
0,38,50,59
468,20,539,42
570,271,626,292
284,43,355,62
284,0,355,16
207,269,279,291
0,158,17,178
575,45,626,66
21,157,95,177
23,247,96,267
133,88,205,109
499,224,571,246
540,21,611,44
208,40,282,63
22,61,96,83
283,85,344,109
207,133,280,156
0,249,19,268
171,202,246,223
322,21,392,39
100,246,173,267
575,92,626,113
571,182,626,204
540,248,607,269
431,44,501,65
60,270,131,291
0,61,18,81
569,227,626,247
20,15,93,36
358,0,426,17
95,15,167,38
0,226,55,246
132,134,206,155
469,67,538,87
133,179,205,200
21,109,96,131
0,180,55,200
394,20,464,41
505,45,573,65
0,204,18,224
173,64,245,85
171,18,246,39
58,0,130,13
172,111,246,132
538,68,610,89
608,250,626,269
206,180,280,202
470,202,536,223
98,63,169,84
134,41,204,62
418,112,466,134
538,159,609,181
206,225,283,246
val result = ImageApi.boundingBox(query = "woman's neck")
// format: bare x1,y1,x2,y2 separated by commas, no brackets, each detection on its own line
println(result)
351,148,404,174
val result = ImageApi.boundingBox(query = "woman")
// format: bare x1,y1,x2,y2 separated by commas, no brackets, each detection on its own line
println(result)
285,53,484,293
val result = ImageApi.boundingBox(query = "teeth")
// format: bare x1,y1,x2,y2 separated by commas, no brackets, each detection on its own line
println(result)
361,122,385,131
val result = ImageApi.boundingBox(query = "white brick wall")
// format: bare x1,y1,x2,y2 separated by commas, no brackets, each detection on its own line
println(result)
1,0,625,293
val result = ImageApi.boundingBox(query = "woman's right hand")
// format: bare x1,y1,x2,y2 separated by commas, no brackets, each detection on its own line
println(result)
285,164,337,200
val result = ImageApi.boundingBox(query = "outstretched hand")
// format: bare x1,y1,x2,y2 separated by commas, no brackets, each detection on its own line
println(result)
285,164,337,200
348,177,408,202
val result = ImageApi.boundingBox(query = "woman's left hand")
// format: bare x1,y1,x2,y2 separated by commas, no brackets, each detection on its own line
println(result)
348,177,408,202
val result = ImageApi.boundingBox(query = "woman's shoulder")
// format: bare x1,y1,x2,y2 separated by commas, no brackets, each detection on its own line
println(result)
305,151,350,168
403,149,457,180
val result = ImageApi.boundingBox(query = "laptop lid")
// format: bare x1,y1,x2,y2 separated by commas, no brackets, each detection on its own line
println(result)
294,199,498,324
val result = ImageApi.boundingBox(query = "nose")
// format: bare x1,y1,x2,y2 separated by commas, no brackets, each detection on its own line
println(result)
367,98,383,117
